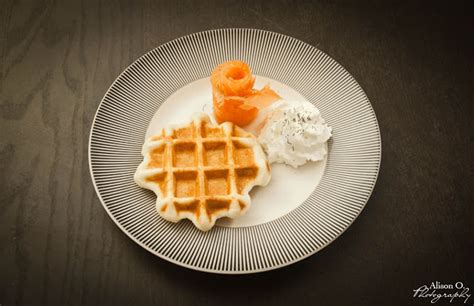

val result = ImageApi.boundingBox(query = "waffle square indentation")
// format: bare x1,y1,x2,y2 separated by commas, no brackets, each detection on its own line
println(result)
172,126,195,139
174,171,199,197
203,141,227,166
174,200,200,215
233,141,254,166
205,199,231,216
235,167,258,194
201,122,225,138
204,169,229,195
145,172,168,196
173,142,196,167
147,145,166,168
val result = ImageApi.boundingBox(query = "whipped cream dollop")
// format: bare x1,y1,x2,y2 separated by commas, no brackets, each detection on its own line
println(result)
258,100,332,168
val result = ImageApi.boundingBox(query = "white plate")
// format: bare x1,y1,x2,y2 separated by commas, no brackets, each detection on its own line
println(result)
89,29,381,274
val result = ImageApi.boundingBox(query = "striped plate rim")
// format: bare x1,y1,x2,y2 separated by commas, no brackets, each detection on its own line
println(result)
89,28,381,274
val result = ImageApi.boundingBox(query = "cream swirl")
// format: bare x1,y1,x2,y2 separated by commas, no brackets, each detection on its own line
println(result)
258,100,332,168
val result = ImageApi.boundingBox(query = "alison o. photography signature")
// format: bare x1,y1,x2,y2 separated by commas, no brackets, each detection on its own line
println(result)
413,281,471,304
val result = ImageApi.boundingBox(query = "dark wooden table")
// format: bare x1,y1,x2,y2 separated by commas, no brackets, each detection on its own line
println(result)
1,1,473,305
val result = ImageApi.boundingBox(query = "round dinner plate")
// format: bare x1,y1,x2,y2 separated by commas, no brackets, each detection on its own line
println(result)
89,28,381,274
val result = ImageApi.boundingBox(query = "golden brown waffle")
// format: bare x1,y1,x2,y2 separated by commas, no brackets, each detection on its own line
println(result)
134,113,271,231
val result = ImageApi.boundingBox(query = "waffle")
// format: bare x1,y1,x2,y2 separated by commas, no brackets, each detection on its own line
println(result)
134,113,271,231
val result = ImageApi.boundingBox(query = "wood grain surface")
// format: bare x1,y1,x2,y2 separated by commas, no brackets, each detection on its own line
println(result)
1,1,473,305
